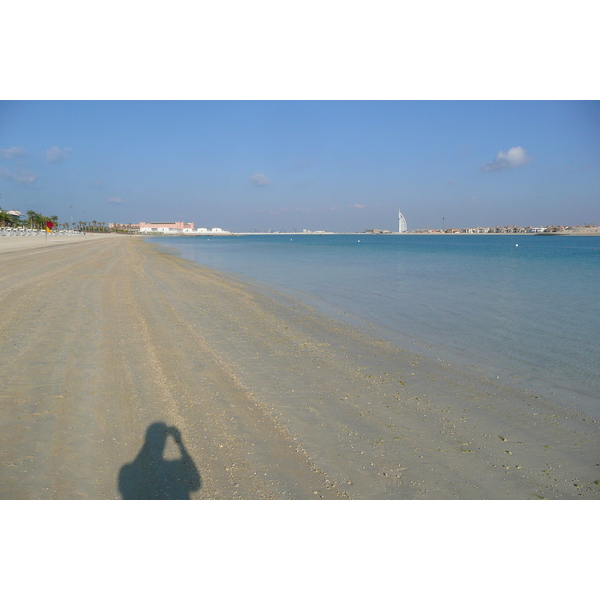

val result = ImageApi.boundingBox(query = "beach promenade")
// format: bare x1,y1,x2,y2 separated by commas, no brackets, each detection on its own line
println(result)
0,234,598,499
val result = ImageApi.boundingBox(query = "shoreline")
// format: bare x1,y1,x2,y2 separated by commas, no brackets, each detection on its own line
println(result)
147,234,600,421
1,235,598,499
125,231,600,236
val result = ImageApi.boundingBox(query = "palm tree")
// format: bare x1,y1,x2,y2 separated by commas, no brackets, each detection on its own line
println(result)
0,208,12,227
27,210,36,229
30,211,45,229
0,207,17,227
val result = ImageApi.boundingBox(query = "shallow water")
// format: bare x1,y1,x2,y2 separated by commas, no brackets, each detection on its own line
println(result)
148,234,600,417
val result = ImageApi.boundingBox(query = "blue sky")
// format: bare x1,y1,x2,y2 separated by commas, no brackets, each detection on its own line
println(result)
1,100,598,231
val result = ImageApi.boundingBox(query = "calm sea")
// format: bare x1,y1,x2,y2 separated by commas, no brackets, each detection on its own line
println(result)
148,234,600,417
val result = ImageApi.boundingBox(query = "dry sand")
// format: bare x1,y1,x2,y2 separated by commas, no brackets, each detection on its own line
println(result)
1,234,598,499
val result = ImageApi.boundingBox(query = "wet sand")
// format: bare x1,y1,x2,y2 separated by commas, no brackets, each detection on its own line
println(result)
1,234,598,499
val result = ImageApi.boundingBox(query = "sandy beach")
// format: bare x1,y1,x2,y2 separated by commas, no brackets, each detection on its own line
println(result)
0,234,598,499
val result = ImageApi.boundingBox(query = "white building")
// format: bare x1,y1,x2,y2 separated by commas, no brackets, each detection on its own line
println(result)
139,221,194,233
398,211,408,233
132,221,231,235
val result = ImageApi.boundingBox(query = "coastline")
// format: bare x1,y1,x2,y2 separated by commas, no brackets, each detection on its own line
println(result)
103,230,600,237
1,235,598,499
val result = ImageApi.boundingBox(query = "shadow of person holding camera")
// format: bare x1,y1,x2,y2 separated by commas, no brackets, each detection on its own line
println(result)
119,422,201,499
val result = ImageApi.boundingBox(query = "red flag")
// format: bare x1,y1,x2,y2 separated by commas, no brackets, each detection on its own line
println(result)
46,221,54,229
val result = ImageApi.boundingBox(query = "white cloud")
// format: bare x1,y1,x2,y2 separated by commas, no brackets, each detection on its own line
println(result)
0,166,36,184
107,196,123,204
249,172,271,186
46,146,71,163
0,146,26,159
351,203,365,208
92,180,102,186
482,146,532,171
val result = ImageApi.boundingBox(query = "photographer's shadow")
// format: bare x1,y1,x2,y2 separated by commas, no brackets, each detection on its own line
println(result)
119,422,201,499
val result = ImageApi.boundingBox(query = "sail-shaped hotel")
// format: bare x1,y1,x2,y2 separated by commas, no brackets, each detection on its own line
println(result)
398,211,408,233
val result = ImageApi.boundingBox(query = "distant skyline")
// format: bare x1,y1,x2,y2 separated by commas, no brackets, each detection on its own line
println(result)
1,101,598,232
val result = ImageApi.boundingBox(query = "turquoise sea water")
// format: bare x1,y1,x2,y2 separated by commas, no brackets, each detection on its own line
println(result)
148,234,600,417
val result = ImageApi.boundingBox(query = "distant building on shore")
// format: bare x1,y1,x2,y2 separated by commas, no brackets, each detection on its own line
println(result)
109,221,230,234
138,221,195,233
398,211,408,233
412,225,551,234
